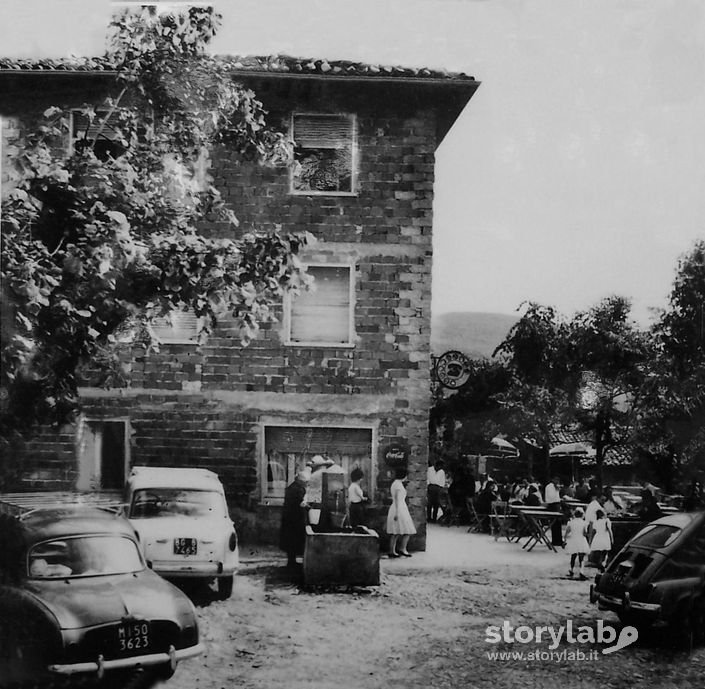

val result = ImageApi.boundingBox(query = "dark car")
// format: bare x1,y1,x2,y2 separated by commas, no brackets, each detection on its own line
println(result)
0,506,204,687
590,511,705,641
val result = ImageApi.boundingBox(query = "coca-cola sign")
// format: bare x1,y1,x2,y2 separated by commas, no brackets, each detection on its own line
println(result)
383,443,409,467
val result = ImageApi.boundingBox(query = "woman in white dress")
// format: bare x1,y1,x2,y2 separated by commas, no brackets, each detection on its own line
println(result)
564,507,590,579
386,467,417,557
589,508,613,572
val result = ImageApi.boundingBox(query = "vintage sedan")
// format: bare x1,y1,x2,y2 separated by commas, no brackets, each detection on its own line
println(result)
590,511,705,644
125,466,239,598
0,506,203,687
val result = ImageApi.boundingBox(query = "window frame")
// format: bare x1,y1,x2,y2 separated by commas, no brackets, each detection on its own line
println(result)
259,422,377,505
289,112,358,197
284,262,356,348
68,108,125,158
148,310,201,346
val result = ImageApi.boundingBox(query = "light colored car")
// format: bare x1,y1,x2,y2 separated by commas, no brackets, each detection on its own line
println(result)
124,466,239,599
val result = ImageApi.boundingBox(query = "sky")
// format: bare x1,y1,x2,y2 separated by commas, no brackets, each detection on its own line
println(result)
3,0,705,325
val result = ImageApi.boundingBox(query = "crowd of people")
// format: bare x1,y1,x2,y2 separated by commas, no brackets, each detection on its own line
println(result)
278,454,688,571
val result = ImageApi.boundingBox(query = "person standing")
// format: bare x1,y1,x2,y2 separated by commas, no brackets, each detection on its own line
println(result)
564,507,590,580
387,467,417,557
544,476,563,547
589,509,614,572
348,467,369,527
426,460,446,523
279,468,311,568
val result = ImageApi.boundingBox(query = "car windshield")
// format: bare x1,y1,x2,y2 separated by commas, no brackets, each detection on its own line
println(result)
28,536,143,578
129,488,225,519
630,523,682,549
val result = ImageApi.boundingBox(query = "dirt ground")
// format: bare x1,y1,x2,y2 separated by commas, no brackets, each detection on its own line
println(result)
163,525,705,689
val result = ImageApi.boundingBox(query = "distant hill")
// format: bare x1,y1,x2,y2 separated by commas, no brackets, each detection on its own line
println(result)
431,311,519,359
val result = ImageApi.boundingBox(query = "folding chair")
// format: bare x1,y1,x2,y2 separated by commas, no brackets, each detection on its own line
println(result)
466,497,489,533
490,500,518,541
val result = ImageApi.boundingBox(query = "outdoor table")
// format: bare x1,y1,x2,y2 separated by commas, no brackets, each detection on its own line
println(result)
511,506,564,552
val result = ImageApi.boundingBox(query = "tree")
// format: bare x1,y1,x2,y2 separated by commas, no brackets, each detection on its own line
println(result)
563,296,650,486
429,358,513,473
493,303,572,479
634,241,705,490
0,7,308,442
494,298,649,485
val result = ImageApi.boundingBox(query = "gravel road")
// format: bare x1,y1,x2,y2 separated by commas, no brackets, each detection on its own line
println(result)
162,527,705,689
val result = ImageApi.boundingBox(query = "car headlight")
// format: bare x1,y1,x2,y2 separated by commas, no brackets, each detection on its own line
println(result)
229,532,238,552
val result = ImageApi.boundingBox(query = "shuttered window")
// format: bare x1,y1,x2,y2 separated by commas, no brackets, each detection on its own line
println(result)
71,109,125,160
263,425,374,501
288,265,353,345
291,113,356,194
149,310,199,344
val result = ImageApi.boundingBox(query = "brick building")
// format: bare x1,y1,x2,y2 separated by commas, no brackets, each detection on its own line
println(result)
0,55,478,547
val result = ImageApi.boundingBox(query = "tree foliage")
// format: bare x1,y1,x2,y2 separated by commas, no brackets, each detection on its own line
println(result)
0,7,308,439
633,241,705,489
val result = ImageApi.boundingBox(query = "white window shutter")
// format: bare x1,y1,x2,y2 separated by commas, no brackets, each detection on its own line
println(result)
150,310,199,344
290,266,351,344
293,114,353,149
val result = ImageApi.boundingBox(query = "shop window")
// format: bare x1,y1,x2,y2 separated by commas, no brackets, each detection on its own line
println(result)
291,113,356,194
286,265,354,346
262,425,374,502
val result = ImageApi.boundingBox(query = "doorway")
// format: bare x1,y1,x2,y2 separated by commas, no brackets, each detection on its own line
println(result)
77,418,130,491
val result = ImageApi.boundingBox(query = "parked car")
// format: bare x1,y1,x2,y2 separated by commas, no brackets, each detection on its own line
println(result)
124,466,239,598
0,506,203,687
590,511,705,644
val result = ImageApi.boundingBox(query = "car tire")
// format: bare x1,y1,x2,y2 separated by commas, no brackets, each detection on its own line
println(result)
0,613,54,687
677,596,705,653
217,575,234,599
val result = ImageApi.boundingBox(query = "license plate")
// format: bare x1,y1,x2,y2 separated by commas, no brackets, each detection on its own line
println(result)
174,537,197,555
117,621,150,653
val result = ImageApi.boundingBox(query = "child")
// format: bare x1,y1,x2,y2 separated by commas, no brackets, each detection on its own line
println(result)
348,467,369,527
564,507,590,580
589,508,613,572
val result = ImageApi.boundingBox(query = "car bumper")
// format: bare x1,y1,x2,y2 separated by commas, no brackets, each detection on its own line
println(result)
591,586,662,617
48,642,205,677
151,561,237,578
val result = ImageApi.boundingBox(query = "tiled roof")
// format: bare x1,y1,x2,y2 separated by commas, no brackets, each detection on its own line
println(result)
0,54,476,82
0,57,117,73
548,428,633,467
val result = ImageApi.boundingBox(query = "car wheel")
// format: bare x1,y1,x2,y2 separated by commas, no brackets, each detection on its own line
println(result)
217,575,234,599
679,597,705,653
0,615,53,686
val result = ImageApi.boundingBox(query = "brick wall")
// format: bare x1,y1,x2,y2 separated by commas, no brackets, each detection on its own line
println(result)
0,74,461,549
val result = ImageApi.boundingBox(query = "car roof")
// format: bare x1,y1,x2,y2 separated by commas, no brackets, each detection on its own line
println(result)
19,507,136,543
126,466,224,492
650,511,701,529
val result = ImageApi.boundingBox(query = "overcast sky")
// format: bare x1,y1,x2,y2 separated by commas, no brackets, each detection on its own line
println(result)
3,0,705,325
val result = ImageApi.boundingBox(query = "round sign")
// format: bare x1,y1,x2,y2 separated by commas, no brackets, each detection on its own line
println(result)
383,443,409,468
434,350,471,389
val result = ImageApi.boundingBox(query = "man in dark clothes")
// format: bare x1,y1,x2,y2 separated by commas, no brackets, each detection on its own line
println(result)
279,468,311,567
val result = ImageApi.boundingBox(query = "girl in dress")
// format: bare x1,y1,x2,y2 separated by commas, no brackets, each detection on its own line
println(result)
386,467,417,557
564,507,590,579
348,467,369,527
589,508,613,572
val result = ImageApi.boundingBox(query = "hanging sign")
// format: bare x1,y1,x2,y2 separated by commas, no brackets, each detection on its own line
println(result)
383,443,409,468
434,350,471,389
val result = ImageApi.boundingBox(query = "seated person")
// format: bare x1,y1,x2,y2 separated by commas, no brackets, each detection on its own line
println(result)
524,485,542,507
30,557,72,578
636,489,663,522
